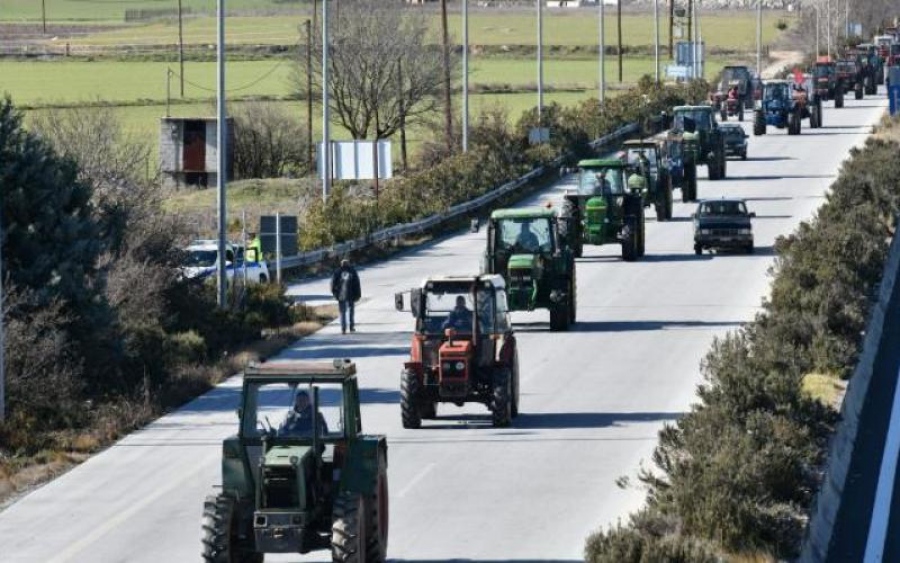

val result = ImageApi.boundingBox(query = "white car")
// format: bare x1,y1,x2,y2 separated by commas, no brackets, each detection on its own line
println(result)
181,239,270,283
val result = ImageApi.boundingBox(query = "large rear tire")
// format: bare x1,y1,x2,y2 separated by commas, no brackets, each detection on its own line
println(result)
400,369,422,429
491,368,512,428
637,206,646,258
753,110,766,136
511,350,520,418
549,302,570,332
365,451,389,563
621,218,638,263
332,493,367,563
558,199,583,258
201,495,262,563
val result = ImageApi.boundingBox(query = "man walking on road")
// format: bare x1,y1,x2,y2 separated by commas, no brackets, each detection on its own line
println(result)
331,258,361,334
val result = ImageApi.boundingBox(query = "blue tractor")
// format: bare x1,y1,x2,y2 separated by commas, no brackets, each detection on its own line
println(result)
753,79,821,136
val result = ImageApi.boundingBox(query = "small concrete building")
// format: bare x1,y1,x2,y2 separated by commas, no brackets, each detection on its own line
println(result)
159,117,234,189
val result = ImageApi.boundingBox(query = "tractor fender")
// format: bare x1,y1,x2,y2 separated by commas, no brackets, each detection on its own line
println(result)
339,436,388,497
403,362,424,379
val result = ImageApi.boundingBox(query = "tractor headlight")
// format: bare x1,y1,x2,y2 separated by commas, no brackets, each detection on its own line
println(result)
455,361,465,371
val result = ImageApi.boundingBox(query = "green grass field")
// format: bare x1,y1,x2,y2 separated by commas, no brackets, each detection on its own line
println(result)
9,9,794,52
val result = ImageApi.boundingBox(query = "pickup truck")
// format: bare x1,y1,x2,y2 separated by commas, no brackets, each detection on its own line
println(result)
693,198,755,255
181,239,270,283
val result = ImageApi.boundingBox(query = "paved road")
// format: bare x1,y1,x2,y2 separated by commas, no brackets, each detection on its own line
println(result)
0,95,886,563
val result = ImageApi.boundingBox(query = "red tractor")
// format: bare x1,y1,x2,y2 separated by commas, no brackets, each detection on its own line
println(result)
395,275,520,428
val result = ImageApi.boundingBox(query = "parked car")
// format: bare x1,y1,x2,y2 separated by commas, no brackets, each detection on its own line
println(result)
719,123,749,160
181,239,270,283
692,198,755,255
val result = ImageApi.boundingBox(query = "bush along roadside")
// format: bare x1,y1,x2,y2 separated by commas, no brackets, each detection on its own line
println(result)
584,115,900,562
299,75,710,250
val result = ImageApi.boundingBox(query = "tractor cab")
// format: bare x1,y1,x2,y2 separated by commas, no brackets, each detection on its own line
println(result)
395,275,519,428
671,105,727,183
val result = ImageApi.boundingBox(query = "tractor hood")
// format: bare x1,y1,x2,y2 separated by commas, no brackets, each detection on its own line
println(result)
264,444,314,468
507,254,539,271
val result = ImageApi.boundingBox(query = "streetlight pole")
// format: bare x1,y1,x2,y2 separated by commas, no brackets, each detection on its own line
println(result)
322,0,331,200
537,0,544,125
463,0,469,152
816,4,820,57
216,0,227,308
178,0,185,97
826,0,832,57
599,0,605,103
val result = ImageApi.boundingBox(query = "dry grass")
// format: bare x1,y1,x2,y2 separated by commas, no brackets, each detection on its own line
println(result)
0,304,336,509
873,112,900,143
802,372,847,411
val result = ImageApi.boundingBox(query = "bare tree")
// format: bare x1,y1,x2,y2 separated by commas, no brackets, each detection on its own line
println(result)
291,0,451,141
231,102,309,179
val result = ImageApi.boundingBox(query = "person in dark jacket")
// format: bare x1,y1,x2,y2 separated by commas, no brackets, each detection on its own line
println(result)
278,390,328,437
331,259,361,334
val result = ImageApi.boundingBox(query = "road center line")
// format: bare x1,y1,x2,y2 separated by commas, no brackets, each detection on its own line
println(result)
397,463,435,499
864,364,900,562
46,451,219,563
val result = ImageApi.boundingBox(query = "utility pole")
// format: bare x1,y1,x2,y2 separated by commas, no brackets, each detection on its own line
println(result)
306,19,313,174
322,0,332,200
756,0,762,76
441,0,453,152
599,0,605,103
0,194,5,423
617,0,623,82
687,0,693,62
178,0,185,97
538,0,544,124
668,0,674,60
398,58,408,171
463,0,469,152
42,0,47,35
654,0,660,83
216,0,227,308
816,4,820,57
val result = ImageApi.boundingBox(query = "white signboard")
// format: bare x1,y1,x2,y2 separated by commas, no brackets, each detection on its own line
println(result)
528,127,551,145
318,140,393,181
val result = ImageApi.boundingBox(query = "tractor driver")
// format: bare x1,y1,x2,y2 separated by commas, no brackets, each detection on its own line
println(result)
627,169,647,191
727,85,739,100
279,390,328,437
442,295,474,332
594,171,612,195
515,221,541,252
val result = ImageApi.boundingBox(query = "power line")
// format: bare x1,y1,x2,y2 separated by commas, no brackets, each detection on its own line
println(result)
171,58,288,93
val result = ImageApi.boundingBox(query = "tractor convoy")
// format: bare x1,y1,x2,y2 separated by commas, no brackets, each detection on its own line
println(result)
200,29,894,562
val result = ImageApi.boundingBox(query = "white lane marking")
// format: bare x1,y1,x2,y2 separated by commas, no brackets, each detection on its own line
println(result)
47,450,219,563
397,463,435,499
864,364,900,563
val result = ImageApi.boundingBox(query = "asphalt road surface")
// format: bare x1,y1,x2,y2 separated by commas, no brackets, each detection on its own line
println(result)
0,94,887,563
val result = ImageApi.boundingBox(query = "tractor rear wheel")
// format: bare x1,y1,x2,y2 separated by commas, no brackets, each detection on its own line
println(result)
549,302,569,332
491,368,513,427
558,199,583,258
753,110,766,136
365,451,389,562
332,493,368,563
621,218,638,262
637,206,646,257
694,243,703,256
663,178,674,219
511,351,520,417
400,369,422,429
201,495,262,563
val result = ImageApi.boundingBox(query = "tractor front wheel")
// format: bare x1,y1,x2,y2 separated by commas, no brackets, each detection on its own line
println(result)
682,164,698,202
738,106,745,122
835,89,844,108
621,219,638,262
559,200,583,258
855,83,863,100
332,493,368,563
201,495,261,563
549,301,570,332
400,369,422,429
637,206,646,257
511,351,521,418
491,368,513,427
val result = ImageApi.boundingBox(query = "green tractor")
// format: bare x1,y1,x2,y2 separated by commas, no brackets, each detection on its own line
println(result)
558,159,646,261
482,207,576,331
670,105,728,183
621,139,674,220
202,360,388,563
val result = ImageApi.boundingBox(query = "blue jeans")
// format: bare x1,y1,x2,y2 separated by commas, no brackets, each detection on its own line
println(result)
338,300,355,332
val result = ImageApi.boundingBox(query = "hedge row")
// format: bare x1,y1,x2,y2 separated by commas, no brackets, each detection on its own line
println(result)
299,75,709,250
585,119,900,560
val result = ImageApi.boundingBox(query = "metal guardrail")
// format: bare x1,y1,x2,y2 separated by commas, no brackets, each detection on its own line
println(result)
279,122,640,270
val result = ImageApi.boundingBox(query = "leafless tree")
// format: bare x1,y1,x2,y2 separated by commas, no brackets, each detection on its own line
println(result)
231,101,309,179
291,0,452,141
